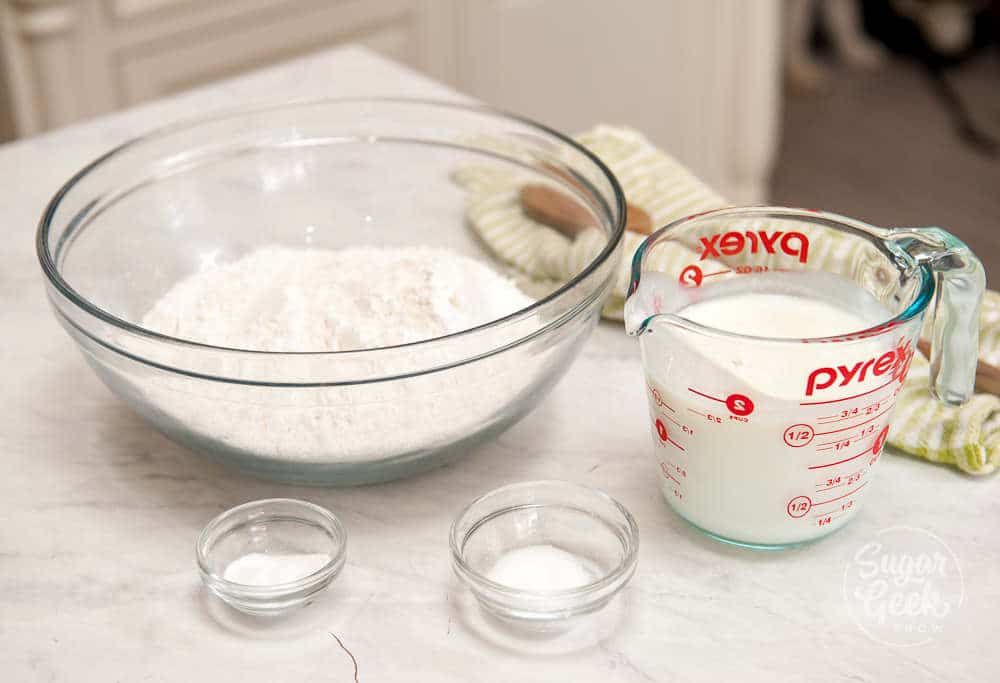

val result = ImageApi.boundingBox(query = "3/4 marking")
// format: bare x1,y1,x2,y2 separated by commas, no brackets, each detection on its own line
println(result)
813,481,868,507
814,404,893,436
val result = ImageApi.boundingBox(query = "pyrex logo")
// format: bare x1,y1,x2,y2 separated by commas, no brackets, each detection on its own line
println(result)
805,339,914,396
699,230,810,263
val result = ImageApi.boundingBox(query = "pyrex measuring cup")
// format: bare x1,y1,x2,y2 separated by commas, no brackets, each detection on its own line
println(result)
624,207,984,549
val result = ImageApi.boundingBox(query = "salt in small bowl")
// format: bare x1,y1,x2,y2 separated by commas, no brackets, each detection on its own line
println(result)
450,480,639,622
196,498,347,616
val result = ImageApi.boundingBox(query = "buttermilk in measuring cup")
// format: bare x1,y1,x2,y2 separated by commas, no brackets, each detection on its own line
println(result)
630,270,914,548
626,207,982,548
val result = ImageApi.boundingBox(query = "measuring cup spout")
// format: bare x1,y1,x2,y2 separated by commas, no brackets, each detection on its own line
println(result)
624,271,684,336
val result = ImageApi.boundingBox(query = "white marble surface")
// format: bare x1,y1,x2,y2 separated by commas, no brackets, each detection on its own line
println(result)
1,47,997,682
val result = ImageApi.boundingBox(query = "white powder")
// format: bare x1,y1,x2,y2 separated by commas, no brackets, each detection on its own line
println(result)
142,245,533,352
130,244,548,467
487,544,595,591
223,552,330,586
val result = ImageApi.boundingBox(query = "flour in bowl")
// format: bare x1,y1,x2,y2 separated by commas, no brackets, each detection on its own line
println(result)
125,245,586,471
142,245,533,351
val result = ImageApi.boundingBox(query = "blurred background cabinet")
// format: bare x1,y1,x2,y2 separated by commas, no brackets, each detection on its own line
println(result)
0,0,781,200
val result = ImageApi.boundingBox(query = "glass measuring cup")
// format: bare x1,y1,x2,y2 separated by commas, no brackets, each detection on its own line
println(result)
624,207,984,549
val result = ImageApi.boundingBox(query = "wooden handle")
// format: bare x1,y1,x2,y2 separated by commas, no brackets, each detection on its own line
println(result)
520,183,653,237
916,338,1000,396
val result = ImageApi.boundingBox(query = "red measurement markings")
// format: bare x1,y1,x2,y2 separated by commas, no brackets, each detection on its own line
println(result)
814,469,863,491
726,393,754,416
786,495,812,518
689,389,754,418
648,385,675,412
814,404,893,437
665,437,686,451
679,265,703,287
815,422,885,449
783,423,815,448
655,418,686,451
815,481,847,492
662,413,683,428
871,425,889,457
817,397,890,423
662,470,682,486
688,387,725,403
688,409,723,424
808,445,873,470
844,465,866,479
813,481,868,507
800,377,899,406
660,462,686,486
815,507,852,523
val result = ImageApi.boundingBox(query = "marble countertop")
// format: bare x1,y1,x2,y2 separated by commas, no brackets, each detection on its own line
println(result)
2,47,996,682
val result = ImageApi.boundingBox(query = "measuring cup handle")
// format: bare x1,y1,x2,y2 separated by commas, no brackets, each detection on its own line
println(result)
887,227,985,405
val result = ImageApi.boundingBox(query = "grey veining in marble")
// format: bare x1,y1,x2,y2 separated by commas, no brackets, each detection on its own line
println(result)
1,47,997,682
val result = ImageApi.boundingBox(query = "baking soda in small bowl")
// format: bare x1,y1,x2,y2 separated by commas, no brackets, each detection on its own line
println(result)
223,552,331,587
487,544,596,592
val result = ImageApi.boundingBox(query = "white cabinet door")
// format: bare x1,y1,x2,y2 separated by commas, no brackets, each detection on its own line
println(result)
454,0,782,202
0,0,459,137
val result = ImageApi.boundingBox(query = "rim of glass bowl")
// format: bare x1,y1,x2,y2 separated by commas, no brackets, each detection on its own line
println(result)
36,97,626,386
449,480,640,602
196,498,348,598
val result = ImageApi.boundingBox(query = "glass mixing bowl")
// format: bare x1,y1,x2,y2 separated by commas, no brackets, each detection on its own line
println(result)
37,99,625,484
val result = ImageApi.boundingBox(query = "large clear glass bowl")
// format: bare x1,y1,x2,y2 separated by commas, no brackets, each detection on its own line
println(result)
37,99,625,484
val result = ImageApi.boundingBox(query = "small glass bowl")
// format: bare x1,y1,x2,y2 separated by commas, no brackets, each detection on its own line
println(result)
450,481,639,622
196,498,347,616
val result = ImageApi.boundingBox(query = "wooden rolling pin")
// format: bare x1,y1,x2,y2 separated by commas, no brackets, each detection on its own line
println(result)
917,338,1000,396
520,183,653,237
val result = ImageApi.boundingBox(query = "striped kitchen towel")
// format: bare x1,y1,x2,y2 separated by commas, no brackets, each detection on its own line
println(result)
453,125,998,475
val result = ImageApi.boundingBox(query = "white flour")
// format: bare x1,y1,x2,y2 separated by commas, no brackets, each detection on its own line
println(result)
133,245,547,467
143,245,533,352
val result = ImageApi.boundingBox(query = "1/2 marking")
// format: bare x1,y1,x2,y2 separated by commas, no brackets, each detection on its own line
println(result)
787,495,812,518
783,423,815,447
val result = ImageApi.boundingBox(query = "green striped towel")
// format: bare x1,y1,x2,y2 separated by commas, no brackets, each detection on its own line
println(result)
454,125,999,475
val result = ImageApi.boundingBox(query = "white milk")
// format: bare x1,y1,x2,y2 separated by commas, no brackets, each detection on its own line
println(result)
638,271,915,546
